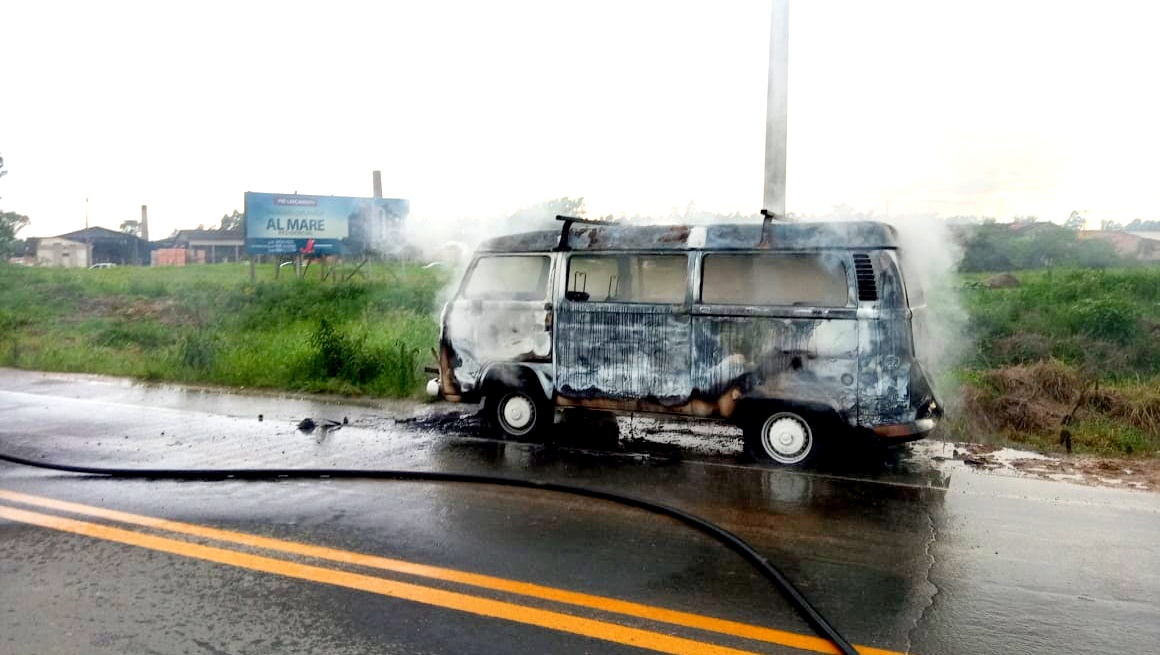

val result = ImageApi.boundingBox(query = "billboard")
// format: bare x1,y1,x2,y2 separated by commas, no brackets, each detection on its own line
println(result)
244,192,409,256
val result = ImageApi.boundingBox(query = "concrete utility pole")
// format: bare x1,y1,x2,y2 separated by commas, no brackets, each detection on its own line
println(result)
372,170,383,199
140,205,150,242
763,0,789,218
85,197,93,267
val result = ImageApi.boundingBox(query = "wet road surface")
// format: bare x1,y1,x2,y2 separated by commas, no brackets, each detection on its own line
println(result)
0,369,1157,654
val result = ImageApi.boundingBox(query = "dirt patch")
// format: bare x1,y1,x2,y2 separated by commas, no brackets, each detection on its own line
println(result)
983,359,1081,404
983,272,1021,288
930,441,1159,491
1011,455,1160,490
79,297,195,327
957,360,1159,456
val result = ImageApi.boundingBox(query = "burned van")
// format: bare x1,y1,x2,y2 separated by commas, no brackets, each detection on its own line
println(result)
429,217,941,466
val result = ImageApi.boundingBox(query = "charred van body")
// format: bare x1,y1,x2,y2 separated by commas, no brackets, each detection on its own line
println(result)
429,218,942,466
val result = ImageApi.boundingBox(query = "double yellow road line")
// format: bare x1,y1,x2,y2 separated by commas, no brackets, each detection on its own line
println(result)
0,489,898,655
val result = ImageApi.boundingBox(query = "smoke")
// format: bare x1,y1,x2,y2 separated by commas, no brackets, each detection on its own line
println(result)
809,207,971,409
892,216,971,387
399,197,587,319
401,198,586,263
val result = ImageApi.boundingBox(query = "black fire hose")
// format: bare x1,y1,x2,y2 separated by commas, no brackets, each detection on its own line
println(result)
0,449,862,655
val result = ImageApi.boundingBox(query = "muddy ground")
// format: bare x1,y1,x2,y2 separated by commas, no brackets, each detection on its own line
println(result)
924,440,1160,491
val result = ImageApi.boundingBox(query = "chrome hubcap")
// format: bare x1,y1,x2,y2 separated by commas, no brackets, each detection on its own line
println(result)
762,414,811,464
501,395,535,431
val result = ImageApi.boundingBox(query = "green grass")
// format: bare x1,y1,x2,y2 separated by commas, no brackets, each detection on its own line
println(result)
0,261,446,398
952,268,1160,455
2,260,1157,455
963,268,1160,378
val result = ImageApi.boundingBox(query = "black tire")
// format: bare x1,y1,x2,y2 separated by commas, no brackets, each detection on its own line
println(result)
743,408,824,466
484,384,552,440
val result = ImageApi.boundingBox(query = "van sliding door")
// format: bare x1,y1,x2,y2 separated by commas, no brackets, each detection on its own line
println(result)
555,254,692,404
692,253,860,414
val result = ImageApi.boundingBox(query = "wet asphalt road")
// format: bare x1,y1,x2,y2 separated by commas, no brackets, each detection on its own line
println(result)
0,369,1157,655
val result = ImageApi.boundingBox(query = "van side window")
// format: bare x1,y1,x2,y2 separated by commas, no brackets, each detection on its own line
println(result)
567,255,686,303
462,255,551,301
701,254,849,307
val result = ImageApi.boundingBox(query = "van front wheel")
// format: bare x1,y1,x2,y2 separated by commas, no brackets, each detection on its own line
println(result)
485,386,551,440
744,410,821,466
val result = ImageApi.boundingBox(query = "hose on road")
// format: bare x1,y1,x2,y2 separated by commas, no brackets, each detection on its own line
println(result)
0,448,862,655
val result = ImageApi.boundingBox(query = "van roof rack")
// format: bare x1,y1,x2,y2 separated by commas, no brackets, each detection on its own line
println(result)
555,215,617,251
759,208,786,246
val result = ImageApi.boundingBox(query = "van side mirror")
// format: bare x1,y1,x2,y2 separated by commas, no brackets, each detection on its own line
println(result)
565,290,590,302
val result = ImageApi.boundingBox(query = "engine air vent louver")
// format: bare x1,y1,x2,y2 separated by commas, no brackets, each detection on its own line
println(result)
852,254,878,302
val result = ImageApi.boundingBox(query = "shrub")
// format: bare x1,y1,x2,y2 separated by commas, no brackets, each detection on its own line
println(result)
1067,298,1140,344
180,330,219,372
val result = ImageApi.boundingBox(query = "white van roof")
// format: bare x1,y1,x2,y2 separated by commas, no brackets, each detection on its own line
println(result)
477,221,899,253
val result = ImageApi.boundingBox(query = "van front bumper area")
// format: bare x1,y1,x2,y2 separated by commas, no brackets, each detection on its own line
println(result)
871,417,938,439
869,397,941,440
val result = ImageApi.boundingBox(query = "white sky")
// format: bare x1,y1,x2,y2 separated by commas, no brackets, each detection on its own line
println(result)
2,0,1158,239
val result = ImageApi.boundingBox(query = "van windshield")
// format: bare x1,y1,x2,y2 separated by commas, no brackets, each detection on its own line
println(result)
462,255,551,301
701,253,849,307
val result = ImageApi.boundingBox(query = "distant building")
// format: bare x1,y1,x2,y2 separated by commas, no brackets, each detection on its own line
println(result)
151,229,243,265
1078,231,1160,262
34,227,151,266
151,248,205,266
30,237,90,268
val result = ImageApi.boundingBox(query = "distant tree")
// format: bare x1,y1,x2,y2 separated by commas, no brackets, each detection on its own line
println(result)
1064,211,1086,230
1101,219,1124,231
1125,218,1160,232
120,219,142,236
1,211,31,258
0,153,7,198
219,209,244,232
1012,215,1038,224
958,221,1132,272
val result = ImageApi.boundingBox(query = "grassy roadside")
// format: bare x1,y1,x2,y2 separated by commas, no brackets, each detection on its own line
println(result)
0,262,446,398
948,268,1160,456
1,262,1156,457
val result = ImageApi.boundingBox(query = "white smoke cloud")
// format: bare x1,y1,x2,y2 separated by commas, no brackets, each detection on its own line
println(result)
805,207,971,409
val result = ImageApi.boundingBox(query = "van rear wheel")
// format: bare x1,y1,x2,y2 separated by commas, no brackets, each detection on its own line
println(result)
744,410,822,466
485,385,551,440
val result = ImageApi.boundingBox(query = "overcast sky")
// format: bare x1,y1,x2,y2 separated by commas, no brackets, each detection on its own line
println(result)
2,0,1158,239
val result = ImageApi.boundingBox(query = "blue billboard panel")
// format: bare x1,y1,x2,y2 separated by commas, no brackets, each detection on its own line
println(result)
244,192,408,256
